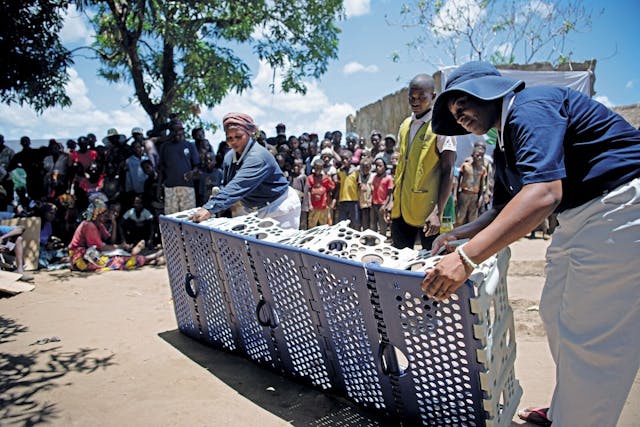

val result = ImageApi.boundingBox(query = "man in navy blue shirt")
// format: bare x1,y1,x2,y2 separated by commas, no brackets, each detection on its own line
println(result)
190,113,300,229
158,120,200,215
424,61,640,427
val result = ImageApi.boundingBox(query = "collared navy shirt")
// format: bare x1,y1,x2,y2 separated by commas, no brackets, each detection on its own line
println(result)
158,139,200,188
493,86,640,212
203,139,288,214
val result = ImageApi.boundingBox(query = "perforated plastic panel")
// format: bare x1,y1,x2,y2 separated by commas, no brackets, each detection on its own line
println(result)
159,219,199,339
214,232,275,365
301,253,389,410
470,249,522,427
182,224,236,350
160,214,521,427
250,244,333,390
368,264,485,426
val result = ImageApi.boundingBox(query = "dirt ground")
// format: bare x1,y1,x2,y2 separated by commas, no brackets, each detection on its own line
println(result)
1,237,638,426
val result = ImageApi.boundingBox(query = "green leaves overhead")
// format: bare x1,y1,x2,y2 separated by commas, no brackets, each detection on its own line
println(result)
83,0,343,131
0,0,74,112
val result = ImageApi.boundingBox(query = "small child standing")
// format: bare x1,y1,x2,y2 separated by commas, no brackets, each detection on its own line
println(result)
357,158,373,230
456,146,487,226
306,159,335,228
370,157,394,237
289,158,308,229
336,149,360,229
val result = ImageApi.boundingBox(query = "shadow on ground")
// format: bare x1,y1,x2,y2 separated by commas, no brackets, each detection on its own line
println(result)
0,316,116,426
159,329,382,427
159,329,524,427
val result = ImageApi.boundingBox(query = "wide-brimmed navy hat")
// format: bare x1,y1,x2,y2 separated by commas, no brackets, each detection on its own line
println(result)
432,61,525,135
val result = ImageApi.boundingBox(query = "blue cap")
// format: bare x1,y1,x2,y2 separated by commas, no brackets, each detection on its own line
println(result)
432,61,525,135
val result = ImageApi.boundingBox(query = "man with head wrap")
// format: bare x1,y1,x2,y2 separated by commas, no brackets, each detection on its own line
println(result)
190,113,300,229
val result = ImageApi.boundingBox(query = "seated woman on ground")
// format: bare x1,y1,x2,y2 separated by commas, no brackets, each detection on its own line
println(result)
38,202,68,269
68,199,163,272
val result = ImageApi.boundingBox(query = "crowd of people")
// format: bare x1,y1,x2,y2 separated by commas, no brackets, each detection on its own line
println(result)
0,89,497,279
1,60,639,426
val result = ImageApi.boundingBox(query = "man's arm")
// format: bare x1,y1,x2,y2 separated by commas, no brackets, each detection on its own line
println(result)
191,154,270,222
383,179,394,223
423,180,562,300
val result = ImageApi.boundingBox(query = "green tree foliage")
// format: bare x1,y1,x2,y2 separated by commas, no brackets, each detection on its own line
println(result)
0,0,73,111
395,0,599,66
81,0,343,132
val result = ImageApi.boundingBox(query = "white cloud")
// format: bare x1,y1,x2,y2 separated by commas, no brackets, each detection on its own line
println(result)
433,0,485,38
250,19,292,41
594,95,614,108
60,5,94,45
206,60,355,142
0,61,354,147
343,61,379,75
0,68,150,141
514,0,554,25
344,0,371,18
309,103,356,134
625,80,635,89
525,0,554,18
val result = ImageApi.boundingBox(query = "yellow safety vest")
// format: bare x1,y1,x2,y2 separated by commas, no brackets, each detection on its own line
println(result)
391,117,440,227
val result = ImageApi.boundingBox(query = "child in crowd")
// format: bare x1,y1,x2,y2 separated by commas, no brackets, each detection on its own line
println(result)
75,162,104,212
306,159,335,228
389,151,400,176
198,152,222,206
38,203,68,269
288,159,308,229
320,148,337,177
456,146,487,226
104,201,124,245
124,139,147,208
275,153,289,179
357,158,373,230
370,157,394,237
122,195,155,249
336,149,360,229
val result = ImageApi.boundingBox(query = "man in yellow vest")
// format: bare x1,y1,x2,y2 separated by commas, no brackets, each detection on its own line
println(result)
385,74,456,249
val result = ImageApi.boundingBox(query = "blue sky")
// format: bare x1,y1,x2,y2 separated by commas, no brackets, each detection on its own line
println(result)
1,0,638,145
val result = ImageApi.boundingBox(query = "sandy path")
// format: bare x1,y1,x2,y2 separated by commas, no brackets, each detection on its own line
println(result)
1,238,637,426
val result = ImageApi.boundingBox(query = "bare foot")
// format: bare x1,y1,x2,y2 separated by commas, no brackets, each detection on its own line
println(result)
146,249,164,261
131,240,146,256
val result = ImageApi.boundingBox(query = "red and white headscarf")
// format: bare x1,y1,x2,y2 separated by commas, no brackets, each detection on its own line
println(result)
222,112,256,136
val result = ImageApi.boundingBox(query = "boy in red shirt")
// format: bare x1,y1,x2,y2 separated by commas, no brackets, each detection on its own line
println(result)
306,159,335,228
371,157,394,236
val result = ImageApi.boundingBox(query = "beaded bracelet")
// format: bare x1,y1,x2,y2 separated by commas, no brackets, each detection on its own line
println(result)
456,243,479,270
